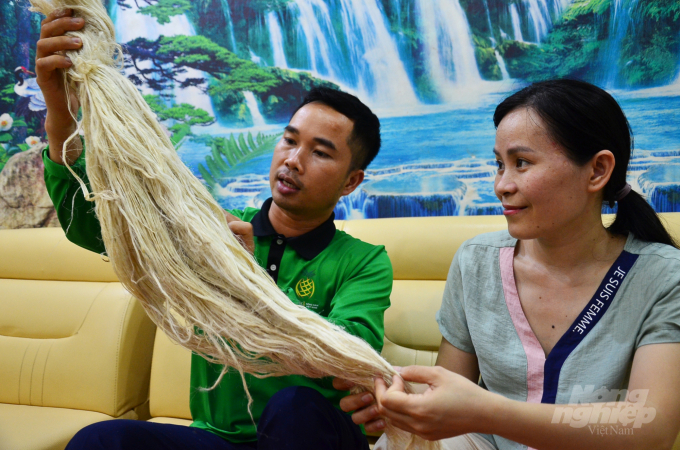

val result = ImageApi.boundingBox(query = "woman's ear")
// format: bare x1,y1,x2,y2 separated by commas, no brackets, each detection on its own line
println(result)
588,150,616,194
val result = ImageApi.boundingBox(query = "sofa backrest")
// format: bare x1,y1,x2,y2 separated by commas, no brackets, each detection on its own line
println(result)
338,215,509,365
0,228,156,417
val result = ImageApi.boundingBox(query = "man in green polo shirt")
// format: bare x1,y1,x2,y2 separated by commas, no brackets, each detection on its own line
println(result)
37,9,391,450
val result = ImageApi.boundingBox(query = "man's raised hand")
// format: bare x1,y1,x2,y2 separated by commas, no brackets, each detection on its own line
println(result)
36,8,84,165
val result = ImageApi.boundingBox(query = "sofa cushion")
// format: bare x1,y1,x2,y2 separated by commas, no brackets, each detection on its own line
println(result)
386,280,445,351
0,228,156,421
149,330,192,420
0,403,118,450
148,417,193,426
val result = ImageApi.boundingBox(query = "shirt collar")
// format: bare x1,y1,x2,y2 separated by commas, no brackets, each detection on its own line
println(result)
251,198,336,260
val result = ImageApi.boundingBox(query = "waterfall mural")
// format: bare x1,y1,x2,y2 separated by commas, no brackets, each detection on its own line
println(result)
0,0,680,228
510,4,525,42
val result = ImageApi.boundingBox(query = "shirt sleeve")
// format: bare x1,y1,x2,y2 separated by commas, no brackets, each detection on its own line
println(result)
636,269,680,348
226,209,245,220
436,242,475,354
326,246,392,353
42,147,106,255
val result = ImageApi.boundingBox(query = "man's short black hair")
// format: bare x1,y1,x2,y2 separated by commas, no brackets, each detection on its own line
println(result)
292,87,381,171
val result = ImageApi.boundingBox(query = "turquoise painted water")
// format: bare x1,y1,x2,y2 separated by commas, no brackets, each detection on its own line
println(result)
178,87,680,217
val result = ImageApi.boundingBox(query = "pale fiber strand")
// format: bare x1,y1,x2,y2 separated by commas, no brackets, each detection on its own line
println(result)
30,1,441,448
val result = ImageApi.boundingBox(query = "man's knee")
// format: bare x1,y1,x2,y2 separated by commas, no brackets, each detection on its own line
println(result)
261,386,328,427
259,386,366,450
66,420,140,450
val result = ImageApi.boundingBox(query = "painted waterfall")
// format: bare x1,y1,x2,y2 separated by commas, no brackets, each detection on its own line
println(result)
0,0,679,226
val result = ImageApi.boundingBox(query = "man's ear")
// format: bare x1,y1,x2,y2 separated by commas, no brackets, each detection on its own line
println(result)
341,169,364,196
588,150,616,194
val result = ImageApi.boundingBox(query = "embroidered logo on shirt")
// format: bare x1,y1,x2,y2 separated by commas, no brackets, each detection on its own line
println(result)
295,277,315,299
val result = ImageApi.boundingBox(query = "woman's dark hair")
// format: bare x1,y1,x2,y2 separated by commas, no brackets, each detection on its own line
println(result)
494,79,677,248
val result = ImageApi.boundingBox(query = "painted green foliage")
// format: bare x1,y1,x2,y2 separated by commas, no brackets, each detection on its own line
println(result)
137,0,191,25
143,94,215,148
495,0,680,86
376,0,680,88
0,113,31,173
197,132,282,188
0,0,43,159
126,34,336,124
620,0,680,85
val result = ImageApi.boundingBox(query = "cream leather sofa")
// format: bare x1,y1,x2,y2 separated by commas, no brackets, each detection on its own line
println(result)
4,215,680,449
0,228,156,450
92,213,680,450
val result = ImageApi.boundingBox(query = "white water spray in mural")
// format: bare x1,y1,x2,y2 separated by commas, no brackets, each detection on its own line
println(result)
250,49,265,65
482,0,494,37
392,0,402,25
243,91,266,127
482,0,510,81
523,0,550,42
337,0,418,106
287,0,418,107
416,0,481,101
510,4,524,42
267,11,288,68
113,3,215,117
599,0,639,88
495,51,510,80
552,0,571,15
290,0,339,79
219,0,238,52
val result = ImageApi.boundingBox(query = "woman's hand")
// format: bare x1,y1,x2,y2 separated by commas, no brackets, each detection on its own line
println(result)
36,8,84,164
333,378,386,432
374,366,492,441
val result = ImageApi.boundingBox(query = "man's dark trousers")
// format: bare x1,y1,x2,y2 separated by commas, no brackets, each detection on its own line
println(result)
65,386,369,450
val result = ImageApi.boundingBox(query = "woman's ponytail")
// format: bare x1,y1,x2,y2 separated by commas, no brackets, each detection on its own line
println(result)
608,189,678,248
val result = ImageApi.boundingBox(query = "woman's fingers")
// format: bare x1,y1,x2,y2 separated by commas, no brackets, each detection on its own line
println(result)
375,376,411,413
380,407,422,434
390,373,406,392
397,365,441,385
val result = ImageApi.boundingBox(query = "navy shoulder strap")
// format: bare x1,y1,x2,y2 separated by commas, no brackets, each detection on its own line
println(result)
541,250,639,404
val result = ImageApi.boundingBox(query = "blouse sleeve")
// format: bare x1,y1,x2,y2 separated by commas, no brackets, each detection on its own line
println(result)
436,242,475,354
636,268,680,348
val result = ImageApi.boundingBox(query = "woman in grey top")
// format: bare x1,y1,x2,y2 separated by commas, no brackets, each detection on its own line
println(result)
338,80,680,450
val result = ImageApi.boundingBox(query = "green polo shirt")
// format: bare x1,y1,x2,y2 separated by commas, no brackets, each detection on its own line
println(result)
42,148,392,443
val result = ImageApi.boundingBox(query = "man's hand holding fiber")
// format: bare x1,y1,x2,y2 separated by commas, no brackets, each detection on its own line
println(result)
36,8,84,166
225,211,255,255
334,378,386,433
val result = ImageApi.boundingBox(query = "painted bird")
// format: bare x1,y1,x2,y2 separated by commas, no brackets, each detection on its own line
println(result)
14,66,47,134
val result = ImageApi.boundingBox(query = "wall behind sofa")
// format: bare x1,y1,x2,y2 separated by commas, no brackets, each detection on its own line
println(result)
1,0,679,228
